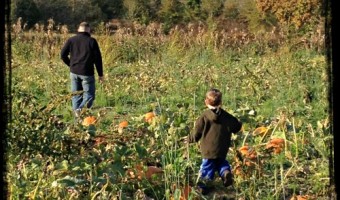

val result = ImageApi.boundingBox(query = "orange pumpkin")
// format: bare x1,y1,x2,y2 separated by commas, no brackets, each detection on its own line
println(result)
145,112,155,123
171,184,192,200
82,116,96,126
297,195,309,200
270,138,285,145
145,166,163,179
239,145,257,159
266,138,285,154
273,148,282,154
180,185,192,200
130,164,163,180
118,120,128,128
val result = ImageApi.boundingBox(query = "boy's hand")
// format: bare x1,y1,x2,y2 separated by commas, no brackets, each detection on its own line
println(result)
180,136,190,144
181,136,190,159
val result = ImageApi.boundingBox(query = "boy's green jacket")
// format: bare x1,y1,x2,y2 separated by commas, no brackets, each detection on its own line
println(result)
189,108,242,159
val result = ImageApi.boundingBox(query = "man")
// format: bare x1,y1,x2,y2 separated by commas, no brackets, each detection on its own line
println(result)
61,22,104,119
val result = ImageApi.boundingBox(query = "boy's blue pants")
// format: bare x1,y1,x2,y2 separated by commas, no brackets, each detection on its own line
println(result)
199,158,231,180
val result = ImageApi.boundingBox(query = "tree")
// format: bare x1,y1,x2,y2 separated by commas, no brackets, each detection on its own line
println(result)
33,0,72,26
158,0,185,33
91,0,125,19
200,0,224,19
131,0,154,24
33,0,106,30
11,0,41,28
185,0,202,20
255,0,323,29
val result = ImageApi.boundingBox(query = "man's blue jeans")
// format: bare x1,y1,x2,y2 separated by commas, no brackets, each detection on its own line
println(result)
70,73,95,110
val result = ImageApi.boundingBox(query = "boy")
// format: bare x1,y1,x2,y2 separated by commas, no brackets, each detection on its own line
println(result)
187,88,242,194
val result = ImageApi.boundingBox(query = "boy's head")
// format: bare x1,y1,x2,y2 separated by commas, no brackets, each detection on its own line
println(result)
205,88,222,107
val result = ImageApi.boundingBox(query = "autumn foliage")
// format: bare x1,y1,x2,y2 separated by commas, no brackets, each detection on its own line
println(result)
252,126,268,136
255,0,323,28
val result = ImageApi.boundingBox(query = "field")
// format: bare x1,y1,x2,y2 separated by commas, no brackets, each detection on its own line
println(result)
7,20,334,200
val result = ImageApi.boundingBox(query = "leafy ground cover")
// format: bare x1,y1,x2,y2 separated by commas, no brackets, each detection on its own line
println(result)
6,23,334,200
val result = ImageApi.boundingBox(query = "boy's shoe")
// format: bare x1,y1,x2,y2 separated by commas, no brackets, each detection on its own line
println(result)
222,170,233,187
196,182,210,195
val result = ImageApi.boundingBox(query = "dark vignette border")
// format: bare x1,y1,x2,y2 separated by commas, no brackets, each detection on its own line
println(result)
328,0,338,198
1,0,11,198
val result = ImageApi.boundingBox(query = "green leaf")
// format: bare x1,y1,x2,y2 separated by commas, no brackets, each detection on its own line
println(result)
57,179,76,187
56,175,88,187
55,160,69,170
111,162,125,176
87,125,96,136
135,143,148,159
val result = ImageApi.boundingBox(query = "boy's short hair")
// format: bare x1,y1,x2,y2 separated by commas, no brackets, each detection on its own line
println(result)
205,88,222,107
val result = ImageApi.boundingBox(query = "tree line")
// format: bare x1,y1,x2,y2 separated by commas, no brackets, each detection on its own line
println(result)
11,0,325,33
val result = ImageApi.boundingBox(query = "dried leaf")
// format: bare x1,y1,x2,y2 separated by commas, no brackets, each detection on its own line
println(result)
253,126,268,136
234,166,243,175
238,146,249,155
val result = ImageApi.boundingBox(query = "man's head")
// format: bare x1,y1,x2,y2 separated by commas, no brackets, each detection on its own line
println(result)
205,88,222,108
77,22,90,33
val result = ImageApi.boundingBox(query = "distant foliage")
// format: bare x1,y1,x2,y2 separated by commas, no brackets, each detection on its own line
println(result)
158,0,186,34
10,0,327,35
255,0,323,29
123,0,154,24
201,0,224,19
236,0,278,33
11,0,41,27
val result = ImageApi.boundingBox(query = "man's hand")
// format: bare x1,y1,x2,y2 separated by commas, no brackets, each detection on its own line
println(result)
98,76,104,83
